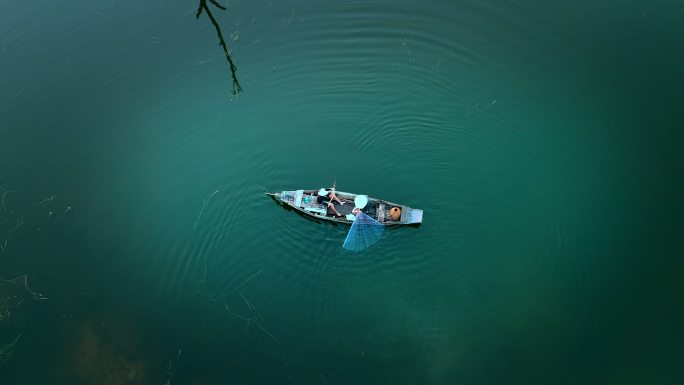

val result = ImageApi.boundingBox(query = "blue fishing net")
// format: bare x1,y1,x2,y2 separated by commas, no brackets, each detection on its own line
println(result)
343,212,385,251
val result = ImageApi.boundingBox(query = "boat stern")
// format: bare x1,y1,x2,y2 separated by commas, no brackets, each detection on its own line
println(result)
408,209,423,224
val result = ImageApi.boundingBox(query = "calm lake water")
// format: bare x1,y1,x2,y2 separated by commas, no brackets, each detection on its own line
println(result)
1,0,682,384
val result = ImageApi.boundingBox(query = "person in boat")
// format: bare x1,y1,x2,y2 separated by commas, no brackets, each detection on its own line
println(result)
317,188,344,217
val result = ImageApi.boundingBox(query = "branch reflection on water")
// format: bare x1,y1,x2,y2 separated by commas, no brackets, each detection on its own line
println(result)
196,0,243,95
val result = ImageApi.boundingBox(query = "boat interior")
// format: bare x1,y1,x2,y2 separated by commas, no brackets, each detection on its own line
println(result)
297,191,390,221
277,189,416,224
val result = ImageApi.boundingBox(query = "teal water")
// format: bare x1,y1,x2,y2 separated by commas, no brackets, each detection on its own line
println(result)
1,0,683,384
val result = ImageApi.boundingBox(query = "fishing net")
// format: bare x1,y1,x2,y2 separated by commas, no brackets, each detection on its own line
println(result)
343,212,384,251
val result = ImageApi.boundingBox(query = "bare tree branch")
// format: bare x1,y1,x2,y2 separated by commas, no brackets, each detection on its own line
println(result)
209,0,227,11
196,0,242,95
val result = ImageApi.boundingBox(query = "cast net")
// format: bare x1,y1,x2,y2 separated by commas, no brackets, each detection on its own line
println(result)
342,212,384,251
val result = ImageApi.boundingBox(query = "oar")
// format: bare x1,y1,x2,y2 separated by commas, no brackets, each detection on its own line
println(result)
329,179,351,206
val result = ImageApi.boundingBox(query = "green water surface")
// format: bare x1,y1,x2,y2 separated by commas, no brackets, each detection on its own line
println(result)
1,0,682,384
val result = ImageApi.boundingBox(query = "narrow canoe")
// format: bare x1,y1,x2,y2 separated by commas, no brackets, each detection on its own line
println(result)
266,189,423,225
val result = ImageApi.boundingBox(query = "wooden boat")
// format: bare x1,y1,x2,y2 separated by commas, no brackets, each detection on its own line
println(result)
266,189,423,225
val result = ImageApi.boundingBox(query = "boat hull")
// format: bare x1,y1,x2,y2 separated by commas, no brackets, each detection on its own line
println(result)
266,189,423,226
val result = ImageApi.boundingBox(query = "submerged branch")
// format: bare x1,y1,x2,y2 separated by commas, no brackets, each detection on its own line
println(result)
0,332,22,366
196,0,242,95
0,275,47,321
164,347,183,385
